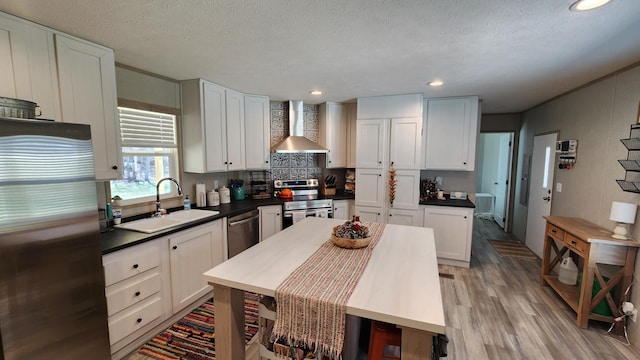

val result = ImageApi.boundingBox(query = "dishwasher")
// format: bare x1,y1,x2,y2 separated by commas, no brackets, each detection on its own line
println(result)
227,209,260,258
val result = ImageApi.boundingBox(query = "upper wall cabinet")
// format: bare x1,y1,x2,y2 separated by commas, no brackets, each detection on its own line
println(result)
319,102,348,168
182,79,246,173
422,96,479,171
357,93,423,119
56,34,121,180
244,95,271,170
0,13,61,121
346,103,357,168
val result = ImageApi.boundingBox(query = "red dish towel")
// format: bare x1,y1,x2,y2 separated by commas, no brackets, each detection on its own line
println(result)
272,222,386,359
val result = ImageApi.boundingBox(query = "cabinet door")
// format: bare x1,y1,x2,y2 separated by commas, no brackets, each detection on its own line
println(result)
354,206,384,223
202,81,227,172
169,221,222,313
56,34,120,180
423,206,473,261
259,205,282,242
388,209,422,227
346,103,357,168
0,14,61,121
225,89,245,171
244,95,270,170
355,168,384,207
392,169,420,210
356,119,388,168
333,200,349,220
390,117,421,170
319,102,348,168
423,97,479,171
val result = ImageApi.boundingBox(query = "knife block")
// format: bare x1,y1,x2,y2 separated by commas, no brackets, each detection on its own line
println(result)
320,183,336,195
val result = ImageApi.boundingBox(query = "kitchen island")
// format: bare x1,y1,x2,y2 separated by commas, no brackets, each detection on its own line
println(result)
203,217,445,359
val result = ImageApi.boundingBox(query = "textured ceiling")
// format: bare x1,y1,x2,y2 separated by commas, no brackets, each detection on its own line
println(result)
1,0,640,113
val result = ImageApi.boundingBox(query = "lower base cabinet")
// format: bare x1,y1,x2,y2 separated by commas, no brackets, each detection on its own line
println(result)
333,199,354,220
259,205,282,241
169,219,225,313
422,205,474,268
387,208,422,226
103,218,226,359
354,205,384,223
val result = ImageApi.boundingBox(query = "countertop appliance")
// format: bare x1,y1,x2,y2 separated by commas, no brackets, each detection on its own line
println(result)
227,209,260,258
0,117,111,359
274,179,333,228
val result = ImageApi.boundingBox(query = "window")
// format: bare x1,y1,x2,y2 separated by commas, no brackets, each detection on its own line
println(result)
110,107,179,204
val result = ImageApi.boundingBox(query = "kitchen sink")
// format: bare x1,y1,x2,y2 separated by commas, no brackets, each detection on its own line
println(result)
115,209,220,233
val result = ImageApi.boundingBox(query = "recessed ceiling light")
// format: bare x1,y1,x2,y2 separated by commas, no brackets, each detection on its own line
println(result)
428,80,444,87
569,0,611,11
309,90,322,95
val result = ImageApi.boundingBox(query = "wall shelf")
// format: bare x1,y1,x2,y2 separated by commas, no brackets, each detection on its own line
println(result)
617,124,640,193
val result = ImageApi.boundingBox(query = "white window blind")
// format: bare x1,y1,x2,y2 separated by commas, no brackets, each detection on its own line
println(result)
119,107,177,147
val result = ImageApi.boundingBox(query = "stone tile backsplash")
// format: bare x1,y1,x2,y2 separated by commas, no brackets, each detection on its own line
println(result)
269,102,322,180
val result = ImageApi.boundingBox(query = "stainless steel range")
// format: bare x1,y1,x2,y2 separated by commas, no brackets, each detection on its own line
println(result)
274,179,333,227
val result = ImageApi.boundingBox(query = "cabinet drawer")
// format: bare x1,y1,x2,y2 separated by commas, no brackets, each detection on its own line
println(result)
108,296,162,345
564,233,587,256
546,223,565,241
106,272,161,316
103,246,160,286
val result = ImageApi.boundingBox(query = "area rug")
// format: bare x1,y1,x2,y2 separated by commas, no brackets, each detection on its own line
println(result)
488,239,538,260
137,292,259,360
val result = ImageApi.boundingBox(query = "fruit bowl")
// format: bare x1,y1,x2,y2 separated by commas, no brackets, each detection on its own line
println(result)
331,222,371,249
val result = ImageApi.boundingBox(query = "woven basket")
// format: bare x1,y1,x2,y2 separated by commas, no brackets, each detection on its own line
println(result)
331,226,372,249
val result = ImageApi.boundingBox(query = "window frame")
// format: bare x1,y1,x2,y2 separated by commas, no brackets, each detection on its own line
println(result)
110,99,182,206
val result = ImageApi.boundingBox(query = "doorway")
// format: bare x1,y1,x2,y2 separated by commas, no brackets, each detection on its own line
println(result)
525,133,558,258
476,132,514,231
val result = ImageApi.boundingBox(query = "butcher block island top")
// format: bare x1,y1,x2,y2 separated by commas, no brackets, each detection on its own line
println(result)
203,217,445,359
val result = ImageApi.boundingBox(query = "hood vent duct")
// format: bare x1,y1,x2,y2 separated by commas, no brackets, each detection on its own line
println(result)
270,100,329,153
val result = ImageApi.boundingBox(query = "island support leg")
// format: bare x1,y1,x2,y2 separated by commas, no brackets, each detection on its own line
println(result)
401,327,434,360
213,284,245,360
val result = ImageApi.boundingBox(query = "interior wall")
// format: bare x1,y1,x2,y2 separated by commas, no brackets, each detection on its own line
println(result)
512,63,640,346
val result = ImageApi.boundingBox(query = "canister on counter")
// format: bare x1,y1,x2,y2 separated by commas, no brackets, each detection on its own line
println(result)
207,190,220,206
219,186,231,204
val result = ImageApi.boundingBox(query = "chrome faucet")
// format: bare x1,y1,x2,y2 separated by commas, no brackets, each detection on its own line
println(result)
156,177,183,214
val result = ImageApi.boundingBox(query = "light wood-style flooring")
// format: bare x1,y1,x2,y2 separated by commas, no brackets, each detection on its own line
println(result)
126,218,640,359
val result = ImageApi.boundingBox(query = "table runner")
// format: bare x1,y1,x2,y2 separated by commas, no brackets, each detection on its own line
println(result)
272,222,386,359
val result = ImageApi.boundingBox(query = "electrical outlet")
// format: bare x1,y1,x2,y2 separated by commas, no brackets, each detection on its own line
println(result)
436,176,443,185
556,183,562,192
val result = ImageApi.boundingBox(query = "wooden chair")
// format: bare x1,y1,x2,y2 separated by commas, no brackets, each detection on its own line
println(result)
368,320,401,360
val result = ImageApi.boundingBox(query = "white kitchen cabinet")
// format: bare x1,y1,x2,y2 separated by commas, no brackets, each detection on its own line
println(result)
422,96,479,171
0,13,61,121
259,205,282,241
182,79,246,172
333,199,354,221
225,88,246,171
388,208,422,227
346,103,357,168
319,102,348,168
391,169,420,210
356,119,388,168
423,205,474,268
390,117,422,170
354,205,384,223
355,168,384,208
102,238,170,353
356,93,423,119
169,219,225,313
55,34,121,180
244,94,271,170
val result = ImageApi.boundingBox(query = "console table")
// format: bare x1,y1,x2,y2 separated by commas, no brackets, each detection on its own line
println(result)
541,216,639,328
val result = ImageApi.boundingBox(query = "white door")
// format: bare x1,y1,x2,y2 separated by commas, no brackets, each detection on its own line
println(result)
525,133,557,258
493,133,512,229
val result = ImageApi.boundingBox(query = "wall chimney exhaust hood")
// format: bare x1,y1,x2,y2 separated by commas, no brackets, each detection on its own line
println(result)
271,100,329,153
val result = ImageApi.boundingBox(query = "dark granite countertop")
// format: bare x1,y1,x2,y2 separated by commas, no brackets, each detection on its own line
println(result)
100,190,355,255
419,195,475,208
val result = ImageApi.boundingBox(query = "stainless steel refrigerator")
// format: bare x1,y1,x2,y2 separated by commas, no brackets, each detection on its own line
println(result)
0,117,111,359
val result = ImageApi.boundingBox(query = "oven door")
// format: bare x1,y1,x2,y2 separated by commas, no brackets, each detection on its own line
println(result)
282,208,333,228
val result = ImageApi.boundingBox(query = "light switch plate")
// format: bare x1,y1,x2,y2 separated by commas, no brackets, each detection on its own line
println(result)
556,183,562,192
